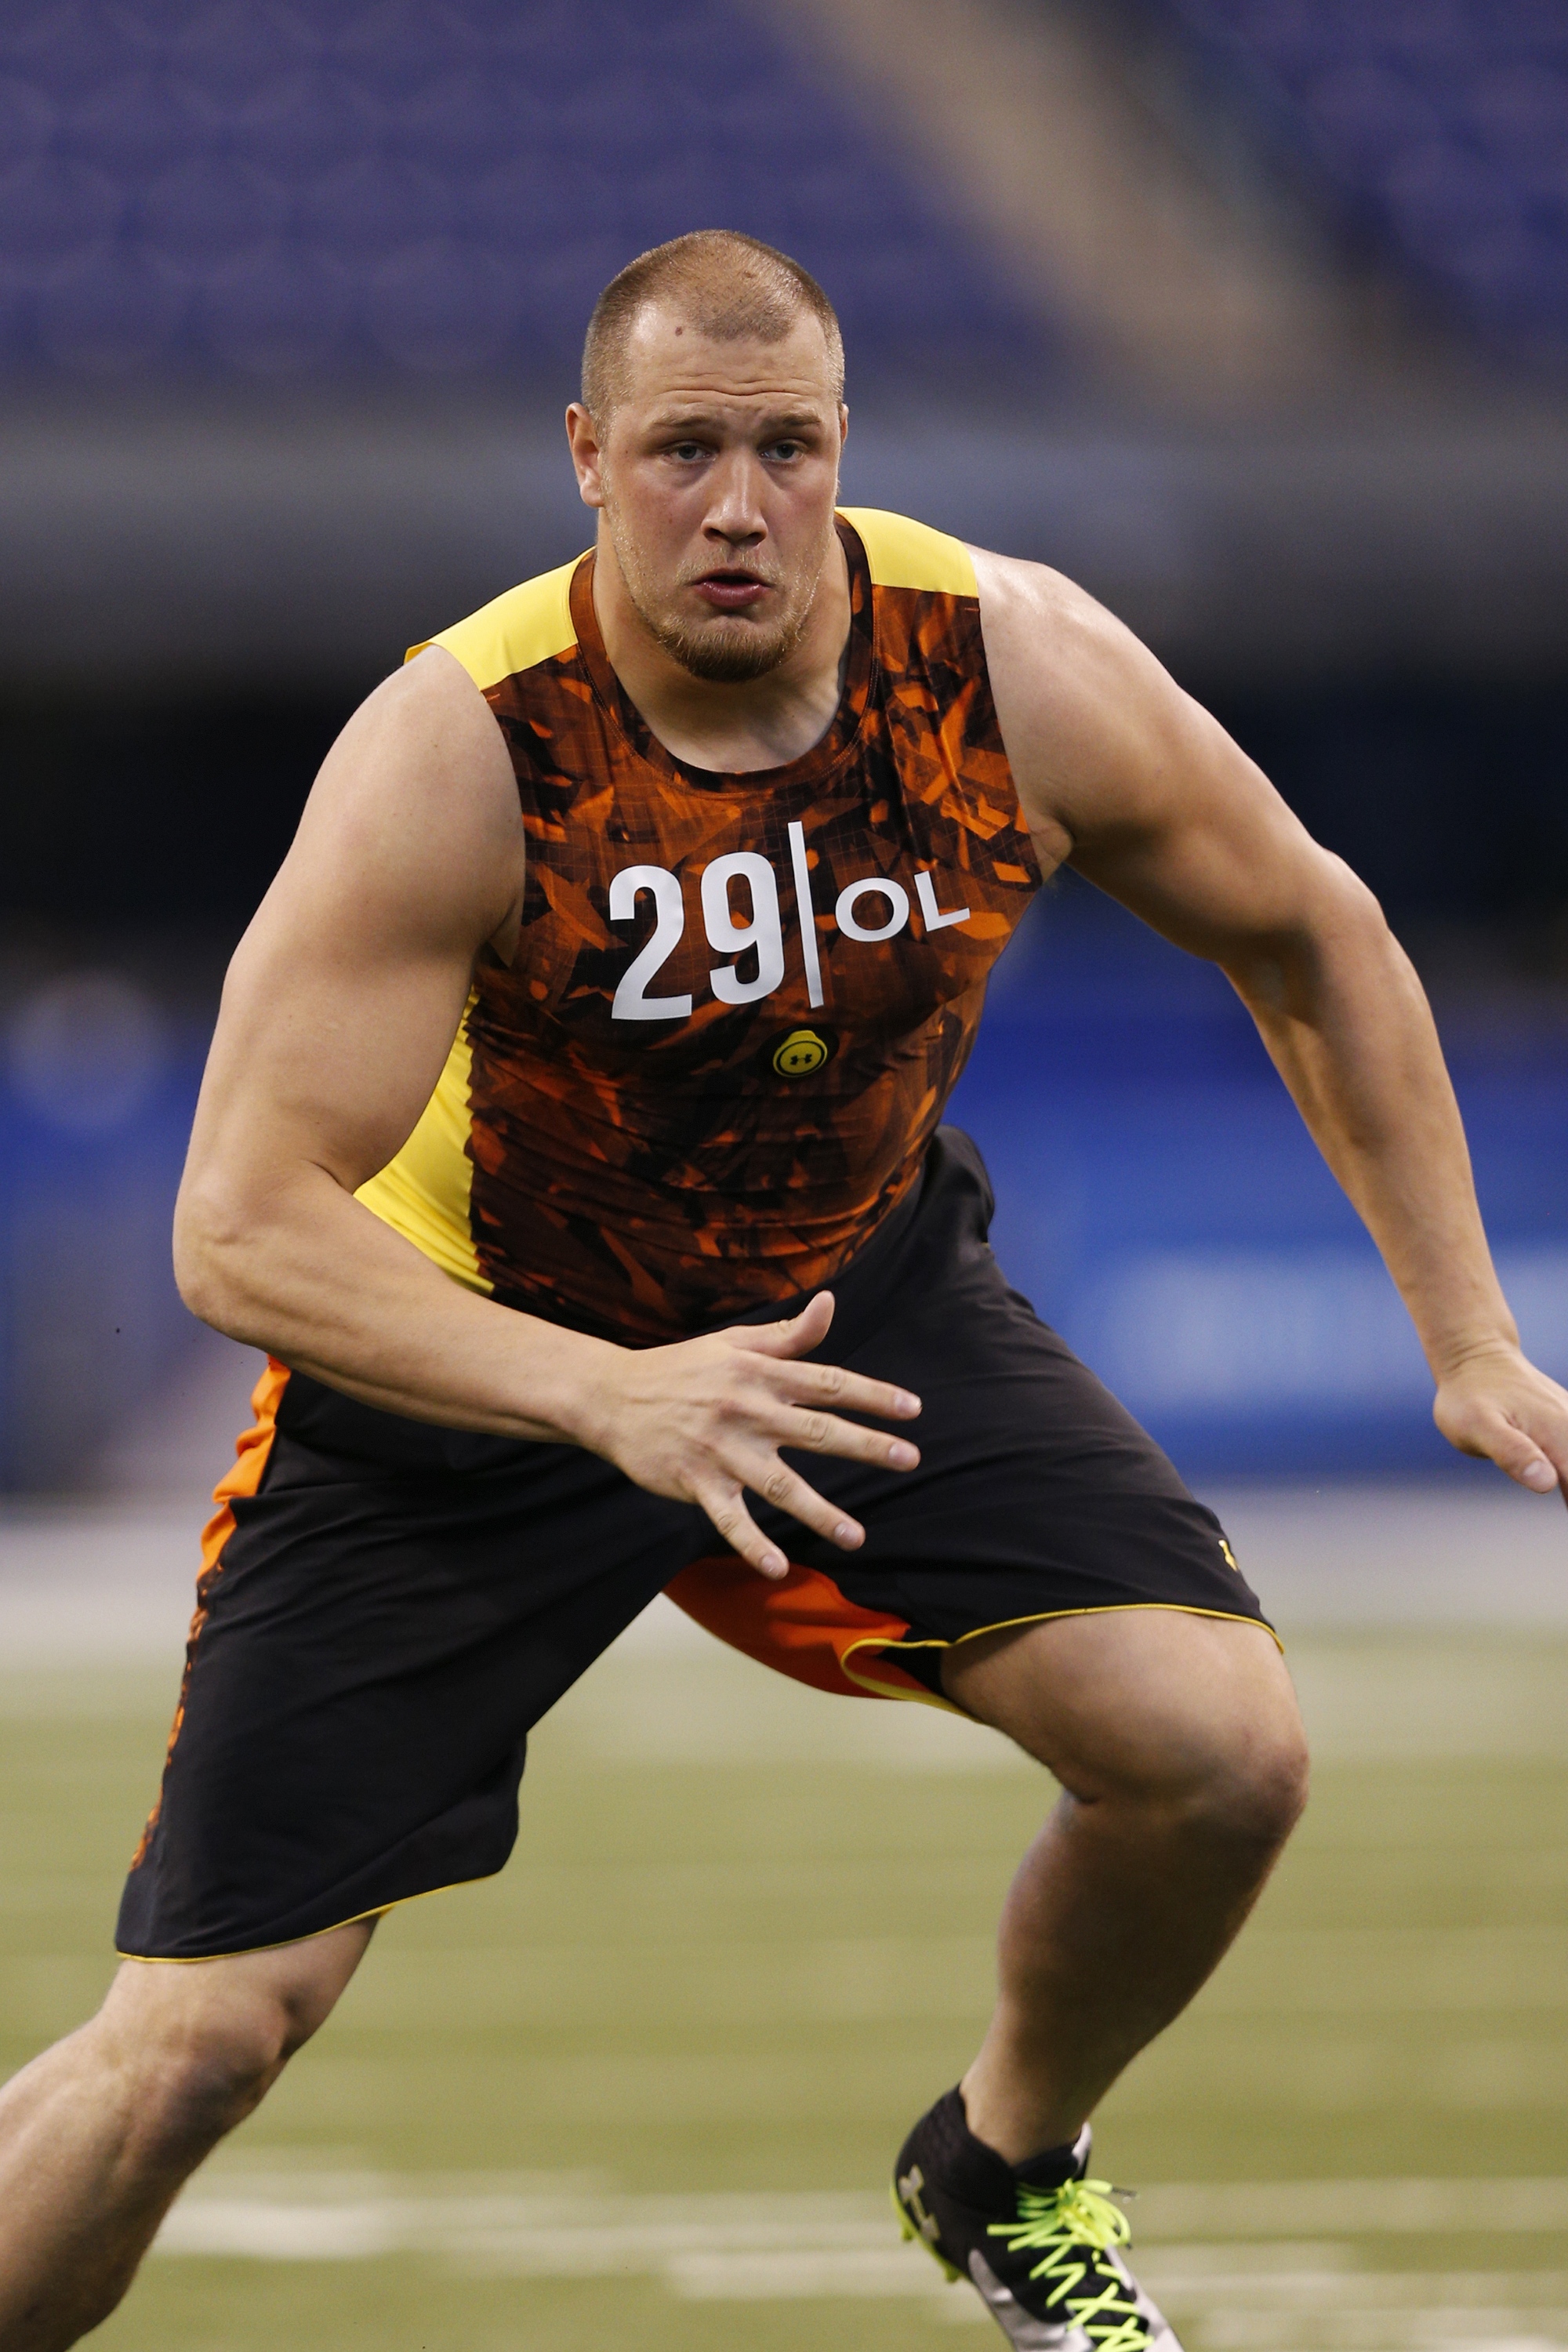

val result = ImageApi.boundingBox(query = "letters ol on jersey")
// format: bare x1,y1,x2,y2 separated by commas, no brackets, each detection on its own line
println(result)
358,510,1041,1344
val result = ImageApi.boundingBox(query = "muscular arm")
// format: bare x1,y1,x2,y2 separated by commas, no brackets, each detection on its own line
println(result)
176,649,919,1574
973,549,1568,1497
176,648,560,1425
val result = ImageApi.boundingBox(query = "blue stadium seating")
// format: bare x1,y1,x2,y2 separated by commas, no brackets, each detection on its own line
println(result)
0,0,1051,385
1153,0,1568,362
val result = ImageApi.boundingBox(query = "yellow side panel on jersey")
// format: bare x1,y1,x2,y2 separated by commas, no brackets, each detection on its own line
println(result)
838,507,976,599
405,556,581,693
355,1007,491,1295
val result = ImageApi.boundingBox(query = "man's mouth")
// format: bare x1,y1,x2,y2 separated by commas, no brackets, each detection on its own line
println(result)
691,570,771,612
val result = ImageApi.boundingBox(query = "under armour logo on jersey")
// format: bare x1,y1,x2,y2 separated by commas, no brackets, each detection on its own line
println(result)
608,820,971,1022
771,1027,833,1076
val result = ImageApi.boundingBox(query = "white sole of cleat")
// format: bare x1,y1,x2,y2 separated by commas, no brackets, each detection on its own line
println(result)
968,2249,1087,2349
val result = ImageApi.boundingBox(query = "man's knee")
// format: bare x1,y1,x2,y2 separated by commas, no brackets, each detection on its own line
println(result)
1181,1676,1309,1850
946,1608,1309,1849
1134,1626,1309,1846
93,1919,372,2154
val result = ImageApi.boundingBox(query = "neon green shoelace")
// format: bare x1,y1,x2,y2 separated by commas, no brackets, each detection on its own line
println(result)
986,2178,1148,2350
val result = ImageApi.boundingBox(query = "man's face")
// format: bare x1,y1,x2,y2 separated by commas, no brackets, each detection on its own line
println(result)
568,305,848,684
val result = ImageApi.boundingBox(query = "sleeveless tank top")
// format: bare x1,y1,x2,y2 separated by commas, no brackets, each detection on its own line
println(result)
357,508,1041,1345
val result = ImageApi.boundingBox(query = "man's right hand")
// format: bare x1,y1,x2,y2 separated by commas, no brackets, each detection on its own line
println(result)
573,1290,921,1579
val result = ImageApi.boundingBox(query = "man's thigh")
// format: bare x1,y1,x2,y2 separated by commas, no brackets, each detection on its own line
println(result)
942,1607,1301,1799
101,1920,374,2067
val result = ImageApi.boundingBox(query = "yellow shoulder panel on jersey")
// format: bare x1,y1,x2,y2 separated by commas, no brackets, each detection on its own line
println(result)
355,1005,491,1295
405,555,583,692
838,508,976,598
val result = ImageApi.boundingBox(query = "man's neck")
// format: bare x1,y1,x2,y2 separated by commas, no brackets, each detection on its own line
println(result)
592,530,853,774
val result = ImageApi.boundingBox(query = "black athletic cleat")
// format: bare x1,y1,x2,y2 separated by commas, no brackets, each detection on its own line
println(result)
893,2088,1183,2349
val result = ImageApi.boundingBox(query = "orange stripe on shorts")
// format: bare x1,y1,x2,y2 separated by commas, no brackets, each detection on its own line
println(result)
128,1357,290,1871
663,1555,931,1703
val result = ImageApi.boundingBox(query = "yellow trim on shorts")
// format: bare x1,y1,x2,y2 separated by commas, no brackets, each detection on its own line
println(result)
837,506,977,598
839,1601,1284,1713
114,1867,511,1965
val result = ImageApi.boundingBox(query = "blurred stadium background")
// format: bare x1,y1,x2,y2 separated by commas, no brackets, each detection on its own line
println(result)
0,4,1565,2349
5,0,1568,1486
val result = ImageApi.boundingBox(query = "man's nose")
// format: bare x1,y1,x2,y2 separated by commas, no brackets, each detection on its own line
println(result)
703,453,767,543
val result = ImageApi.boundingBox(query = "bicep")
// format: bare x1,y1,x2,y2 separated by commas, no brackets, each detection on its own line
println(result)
187,651,523,1200
1066,688,1341,970
975,547,1354,971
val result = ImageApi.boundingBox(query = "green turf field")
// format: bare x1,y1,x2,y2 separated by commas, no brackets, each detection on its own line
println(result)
2,1621,1565,2351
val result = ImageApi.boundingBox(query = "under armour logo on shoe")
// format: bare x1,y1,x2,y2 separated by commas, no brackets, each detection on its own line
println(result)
898,2164,943,2245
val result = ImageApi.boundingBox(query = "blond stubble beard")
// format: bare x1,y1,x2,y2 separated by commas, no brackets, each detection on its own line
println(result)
601,488,831,684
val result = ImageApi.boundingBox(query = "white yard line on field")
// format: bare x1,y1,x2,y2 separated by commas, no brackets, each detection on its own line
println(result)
150,2169,1568,2347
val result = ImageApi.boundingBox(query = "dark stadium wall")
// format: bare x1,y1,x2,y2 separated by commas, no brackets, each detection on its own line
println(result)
3,673,1566,949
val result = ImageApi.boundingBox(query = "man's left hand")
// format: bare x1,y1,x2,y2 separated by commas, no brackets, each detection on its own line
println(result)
1434,1342,1568,1500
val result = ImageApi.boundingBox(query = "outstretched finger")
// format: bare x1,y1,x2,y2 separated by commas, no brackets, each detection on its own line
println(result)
728,1291,837,1362
1447,1400,1560,1494
1517,1390,1568,1501
695,1481,792,1581
763,1403,920,1471
770,1357,922,1424
741,1448,867,1553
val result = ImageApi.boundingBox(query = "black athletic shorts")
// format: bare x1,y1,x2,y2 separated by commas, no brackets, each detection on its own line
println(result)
117,1127,1270,1962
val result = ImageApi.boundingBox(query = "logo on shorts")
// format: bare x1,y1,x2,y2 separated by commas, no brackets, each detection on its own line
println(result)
771,1027,833,1077
1218,1537,1240,1573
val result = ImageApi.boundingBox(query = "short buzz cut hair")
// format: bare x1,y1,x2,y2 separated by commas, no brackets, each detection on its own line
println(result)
581,229,845,419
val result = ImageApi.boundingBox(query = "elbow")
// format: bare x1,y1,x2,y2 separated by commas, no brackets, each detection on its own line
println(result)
1319,851,1392,944
1296,850,1397,960
172,1177,254,1335
1226,855,1397,1020
1314,854,1422,999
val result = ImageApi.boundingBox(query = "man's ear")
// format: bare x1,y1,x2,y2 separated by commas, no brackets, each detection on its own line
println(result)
565,402,607,510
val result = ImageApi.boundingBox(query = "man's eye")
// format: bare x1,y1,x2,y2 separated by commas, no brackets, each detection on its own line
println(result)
765,441,804,461
669,442,707,461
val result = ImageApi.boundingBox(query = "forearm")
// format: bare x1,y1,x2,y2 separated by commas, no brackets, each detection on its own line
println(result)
175,1163,619,1442
1229,901,1515,1380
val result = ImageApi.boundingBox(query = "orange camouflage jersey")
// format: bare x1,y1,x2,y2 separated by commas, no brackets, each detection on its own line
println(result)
357,508,1042,1345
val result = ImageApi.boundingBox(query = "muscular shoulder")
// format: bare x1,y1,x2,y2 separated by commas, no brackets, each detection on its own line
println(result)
968,546,1203,864
413,555,580,694
278,645,524,960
